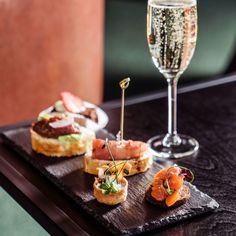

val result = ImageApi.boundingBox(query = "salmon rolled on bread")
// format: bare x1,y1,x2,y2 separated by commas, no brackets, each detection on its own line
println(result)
146,166,194,207
31,115,95,157
84,139,153,176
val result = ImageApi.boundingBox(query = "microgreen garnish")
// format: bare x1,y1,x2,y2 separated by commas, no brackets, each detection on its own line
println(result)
105,138,118,183
103,161,128,178
100,181,119,195
178,166,194,183
100,182,110,190
98,139,129,195
164,179,174,195
116,161,128,179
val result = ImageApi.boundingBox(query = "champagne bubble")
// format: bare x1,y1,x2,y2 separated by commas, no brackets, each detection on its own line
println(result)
147,1,197,79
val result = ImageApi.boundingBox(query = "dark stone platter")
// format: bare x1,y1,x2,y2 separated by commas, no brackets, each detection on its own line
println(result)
1,127,219,235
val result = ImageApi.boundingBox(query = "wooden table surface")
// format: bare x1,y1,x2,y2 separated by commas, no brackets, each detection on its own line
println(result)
1,74,236,235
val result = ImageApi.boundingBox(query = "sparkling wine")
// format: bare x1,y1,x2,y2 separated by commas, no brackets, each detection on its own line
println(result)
147,0,197,80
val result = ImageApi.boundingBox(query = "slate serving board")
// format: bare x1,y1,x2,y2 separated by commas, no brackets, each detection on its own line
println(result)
1,127,219,235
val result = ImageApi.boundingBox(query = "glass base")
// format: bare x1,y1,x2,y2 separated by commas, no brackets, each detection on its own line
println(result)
147,134,199,159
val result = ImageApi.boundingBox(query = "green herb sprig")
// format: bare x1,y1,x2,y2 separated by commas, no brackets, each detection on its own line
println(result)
105,138,119,183
163,179,174,195
100,181,119,195
98,139,128,194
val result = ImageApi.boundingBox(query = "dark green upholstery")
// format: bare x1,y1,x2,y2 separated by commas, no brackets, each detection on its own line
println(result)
104,0,236,100
0,188,48,236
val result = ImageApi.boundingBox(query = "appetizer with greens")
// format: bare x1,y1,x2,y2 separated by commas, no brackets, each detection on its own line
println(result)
146,166,194,207
93,140,132,205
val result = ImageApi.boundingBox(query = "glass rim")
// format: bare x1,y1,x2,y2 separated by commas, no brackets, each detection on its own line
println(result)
148,0,197,6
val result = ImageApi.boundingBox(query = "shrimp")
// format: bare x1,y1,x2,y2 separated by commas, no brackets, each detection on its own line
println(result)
92,139,148,160
151,167,184,206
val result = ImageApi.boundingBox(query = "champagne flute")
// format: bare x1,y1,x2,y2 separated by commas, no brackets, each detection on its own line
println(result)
147,0,199,158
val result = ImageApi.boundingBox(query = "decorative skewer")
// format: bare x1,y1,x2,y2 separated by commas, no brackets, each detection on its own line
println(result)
118,77,130,144
105,138,118,182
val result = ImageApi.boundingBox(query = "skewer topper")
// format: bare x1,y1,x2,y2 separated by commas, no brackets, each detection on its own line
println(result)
118,77,130,143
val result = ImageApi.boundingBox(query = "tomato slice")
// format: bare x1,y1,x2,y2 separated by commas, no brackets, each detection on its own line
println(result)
61,91,84,113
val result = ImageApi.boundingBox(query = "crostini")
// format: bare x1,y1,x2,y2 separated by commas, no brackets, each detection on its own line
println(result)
145,166,194,207
84,139,153,176
31,115,95,157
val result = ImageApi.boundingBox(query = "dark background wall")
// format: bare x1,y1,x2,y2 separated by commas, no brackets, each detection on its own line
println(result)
104,0,236,101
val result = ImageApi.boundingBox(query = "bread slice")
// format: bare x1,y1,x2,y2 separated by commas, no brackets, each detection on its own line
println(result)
30,128,95,157
84,151,153,176
93,177,128,205
145,184,190,208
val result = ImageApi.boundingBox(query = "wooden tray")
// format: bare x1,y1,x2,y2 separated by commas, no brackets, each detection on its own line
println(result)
1,127,219,235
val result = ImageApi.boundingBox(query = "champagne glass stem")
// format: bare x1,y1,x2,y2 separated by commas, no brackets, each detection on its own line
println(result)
146,0,199,158
168,78,177,135
163,77,181,147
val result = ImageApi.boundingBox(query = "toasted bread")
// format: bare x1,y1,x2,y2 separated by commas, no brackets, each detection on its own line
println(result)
93,177,128,205
145,184,190,208
30,128,95,157
84,151,153,176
